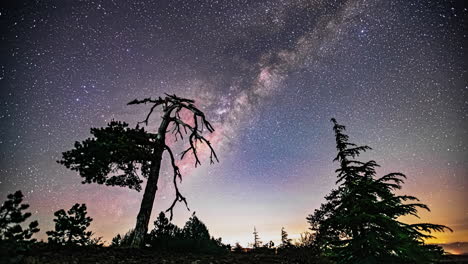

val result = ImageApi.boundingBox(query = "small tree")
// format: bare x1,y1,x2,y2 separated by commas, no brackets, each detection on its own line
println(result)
113,229,135,247
111,234,122,247
59,94,218,247
183,212,210,241
265,240,275,249
46,203,94,246
151,212,181,238
297,232,314,247
307,119,452,263
281,227,292,248
0,191,39,242
233,242,244,253
148,211,181,248
253,226,261,248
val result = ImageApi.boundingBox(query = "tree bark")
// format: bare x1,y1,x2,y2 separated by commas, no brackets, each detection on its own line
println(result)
130,108,173,248
130,147,163,248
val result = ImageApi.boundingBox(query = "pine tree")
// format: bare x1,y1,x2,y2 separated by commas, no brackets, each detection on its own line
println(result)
58,94,218,247
281,227,292,248
0,191,39,242
151,212,181,238
183,212,210,241
253,226,261,248
46,203,94,246
307,118,452,263
149,211,181,248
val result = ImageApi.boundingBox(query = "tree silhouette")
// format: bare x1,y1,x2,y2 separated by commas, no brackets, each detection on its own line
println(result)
183,212,210,241
112,229,135,247
0,191,39,242
147,212,227,253
46,203,94,246
307,118,452,263
265,240,275,249
281,227,292,248
58,94,218,247
253,226,261,248
111,234,122,247
149,211,181,248
233,242,244,253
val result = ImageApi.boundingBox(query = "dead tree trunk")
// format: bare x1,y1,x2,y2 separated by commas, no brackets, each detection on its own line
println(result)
127,95,218,248
131,108,172,248
131,147,163,248
58,94,218,249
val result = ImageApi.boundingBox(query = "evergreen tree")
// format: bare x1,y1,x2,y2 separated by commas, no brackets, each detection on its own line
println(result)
307,118,451,264
46,203,94,246
148,211,181,248
253,226,261,248
281,227,292,248
58,94,218,247
0,191,39,242
151,212,181,238
183,212,210,241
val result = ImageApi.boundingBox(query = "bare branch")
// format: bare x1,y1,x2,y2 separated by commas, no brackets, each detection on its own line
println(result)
128,94,219,220
128,97,165,126
164,145,189,220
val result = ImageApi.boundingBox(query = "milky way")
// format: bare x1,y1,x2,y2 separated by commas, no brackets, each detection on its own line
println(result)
0,0,466,246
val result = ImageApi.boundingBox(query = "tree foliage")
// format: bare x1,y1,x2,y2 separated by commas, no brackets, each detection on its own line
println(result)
307,118,452,263
58,94,219,248
111,229,135,247
58,121,154,192
281,227,292,248
253,226,261,248
145,212,229,253
183,212,211,241
46,203,98,246
0,191,39,242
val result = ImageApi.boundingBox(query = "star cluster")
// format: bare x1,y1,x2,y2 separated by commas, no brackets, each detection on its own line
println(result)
0,0,466,246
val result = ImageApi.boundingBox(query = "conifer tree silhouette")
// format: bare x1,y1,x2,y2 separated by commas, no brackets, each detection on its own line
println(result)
281,227,292,248
151,212,181,238
59,94,218,247
307,118,452,263
183,212,210,241
0,191,39,242
148,211,181,248
46,203,94,246
253,226,261,248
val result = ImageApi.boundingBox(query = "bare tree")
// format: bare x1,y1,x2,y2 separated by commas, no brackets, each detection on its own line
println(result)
59,94,218,248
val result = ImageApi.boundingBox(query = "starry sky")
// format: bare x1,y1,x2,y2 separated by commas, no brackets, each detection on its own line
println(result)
0,0,467,248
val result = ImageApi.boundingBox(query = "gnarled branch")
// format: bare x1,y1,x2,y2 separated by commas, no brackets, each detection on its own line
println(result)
128,94,219,219
164,145,189,220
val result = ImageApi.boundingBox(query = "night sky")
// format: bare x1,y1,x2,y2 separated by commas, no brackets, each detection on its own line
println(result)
0,0,467,248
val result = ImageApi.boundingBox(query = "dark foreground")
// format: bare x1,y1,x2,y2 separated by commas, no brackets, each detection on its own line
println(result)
2,246,468,264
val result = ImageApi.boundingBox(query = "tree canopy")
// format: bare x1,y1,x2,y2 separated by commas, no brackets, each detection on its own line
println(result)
307,118,452,263
0,191,39,242
47,203,97,246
